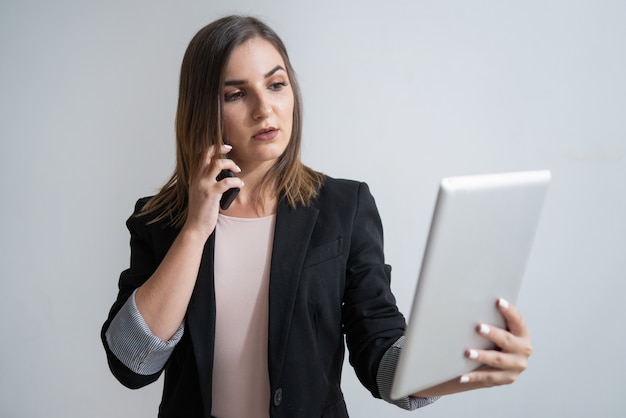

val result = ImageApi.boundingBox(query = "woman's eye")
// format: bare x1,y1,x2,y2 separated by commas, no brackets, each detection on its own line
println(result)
225,91,244,102
269,82,288,91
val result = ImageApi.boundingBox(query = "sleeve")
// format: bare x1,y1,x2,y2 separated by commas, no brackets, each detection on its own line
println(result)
105,289,184,375
376,336,439,410
341,182,408,399
101,198,174,389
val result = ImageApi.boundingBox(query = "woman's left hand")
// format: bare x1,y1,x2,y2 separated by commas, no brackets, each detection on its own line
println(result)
412,298,532,398
460,298,533,387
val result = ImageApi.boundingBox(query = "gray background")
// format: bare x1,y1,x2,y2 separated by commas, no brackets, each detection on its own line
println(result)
1,0,624,417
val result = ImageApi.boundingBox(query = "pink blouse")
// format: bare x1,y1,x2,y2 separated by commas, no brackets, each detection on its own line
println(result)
212,213,276,418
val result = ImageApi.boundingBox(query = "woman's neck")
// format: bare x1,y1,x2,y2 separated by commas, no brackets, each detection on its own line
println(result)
220,192,277,218
219,163,278,218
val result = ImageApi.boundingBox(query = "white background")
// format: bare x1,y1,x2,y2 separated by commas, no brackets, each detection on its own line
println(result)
1,1,625,417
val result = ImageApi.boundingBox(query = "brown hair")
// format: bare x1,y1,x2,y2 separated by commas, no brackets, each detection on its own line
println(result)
141,15,324,226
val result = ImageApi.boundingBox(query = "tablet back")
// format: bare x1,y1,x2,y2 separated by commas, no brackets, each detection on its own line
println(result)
390,170,550,400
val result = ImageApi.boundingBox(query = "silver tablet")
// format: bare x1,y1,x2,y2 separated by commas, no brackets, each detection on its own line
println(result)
390,170,551,400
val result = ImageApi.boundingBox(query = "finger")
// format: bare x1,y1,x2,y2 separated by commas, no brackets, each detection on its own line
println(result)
475,323,516,353
475,321,533,358
202,145,218,164
196,163,242,194
216,176,245,193
211,160,244,191
465,347,528,373
199,144,234,168
221,143,233,155
196,156,241,186
497,298,530,338
460,367,519,387
191,146,217,186
212,158,242,176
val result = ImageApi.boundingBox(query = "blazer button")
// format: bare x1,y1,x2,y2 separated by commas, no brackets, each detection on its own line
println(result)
273,388,283,406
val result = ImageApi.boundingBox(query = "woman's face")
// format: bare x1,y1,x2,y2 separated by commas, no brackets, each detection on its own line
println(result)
221,37,295,171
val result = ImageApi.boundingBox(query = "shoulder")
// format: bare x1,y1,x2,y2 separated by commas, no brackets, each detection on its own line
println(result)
133,196,153,214
309,176,379,218
126,196,156,228
125,196,179,240
318,176,367,197
317,176,376,204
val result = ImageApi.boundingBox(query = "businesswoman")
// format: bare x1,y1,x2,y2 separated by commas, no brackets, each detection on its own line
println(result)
101,15,532,418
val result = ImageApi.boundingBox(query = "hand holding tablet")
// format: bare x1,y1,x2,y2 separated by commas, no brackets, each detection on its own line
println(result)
391,170,550,400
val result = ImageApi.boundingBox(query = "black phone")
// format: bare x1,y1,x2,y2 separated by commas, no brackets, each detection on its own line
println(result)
216,169,240,210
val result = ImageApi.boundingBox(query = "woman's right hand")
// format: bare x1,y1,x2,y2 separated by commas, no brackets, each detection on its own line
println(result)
135,144,243,341
183,144,243,239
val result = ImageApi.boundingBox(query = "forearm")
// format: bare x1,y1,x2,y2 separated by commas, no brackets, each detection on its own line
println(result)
105,289,184,375
135,227,208,340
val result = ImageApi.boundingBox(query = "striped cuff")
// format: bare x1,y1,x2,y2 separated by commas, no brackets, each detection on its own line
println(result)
105,289,184,375
376,336,439,410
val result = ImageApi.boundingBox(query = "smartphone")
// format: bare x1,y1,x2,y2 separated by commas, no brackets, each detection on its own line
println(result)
216,169,240,210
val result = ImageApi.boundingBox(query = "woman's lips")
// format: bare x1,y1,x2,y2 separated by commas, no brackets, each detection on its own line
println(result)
253,127,278,141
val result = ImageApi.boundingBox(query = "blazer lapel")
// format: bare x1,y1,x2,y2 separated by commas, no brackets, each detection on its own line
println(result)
183,201,320,403
187,234,216,414
268,199,319,388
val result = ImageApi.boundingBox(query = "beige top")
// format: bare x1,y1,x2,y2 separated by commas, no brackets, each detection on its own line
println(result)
211,213,276,418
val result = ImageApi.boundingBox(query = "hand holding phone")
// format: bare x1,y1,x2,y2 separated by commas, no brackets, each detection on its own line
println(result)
216,169,240,210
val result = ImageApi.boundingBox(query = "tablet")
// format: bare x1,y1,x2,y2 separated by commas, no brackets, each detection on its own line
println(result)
390,170,551,400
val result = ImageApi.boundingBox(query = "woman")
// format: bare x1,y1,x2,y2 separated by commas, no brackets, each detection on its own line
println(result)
101,15,532,418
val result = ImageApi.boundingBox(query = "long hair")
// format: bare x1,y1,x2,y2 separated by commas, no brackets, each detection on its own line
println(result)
140,15,324,226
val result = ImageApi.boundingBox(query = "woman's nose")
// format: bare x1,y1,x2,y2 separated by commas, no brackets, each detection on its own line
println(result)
252,93,272,120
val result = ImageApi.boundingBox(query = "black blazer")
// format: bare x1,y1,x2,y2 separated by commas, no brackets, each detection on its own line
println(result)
102,177,406,418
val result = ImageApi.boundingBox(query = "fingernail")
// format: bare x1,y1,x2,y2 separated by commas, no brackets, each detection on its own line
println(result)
467,349,479,360
460,375,470,384
498,298,510,310
479,324,490,335
224,144,232,150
